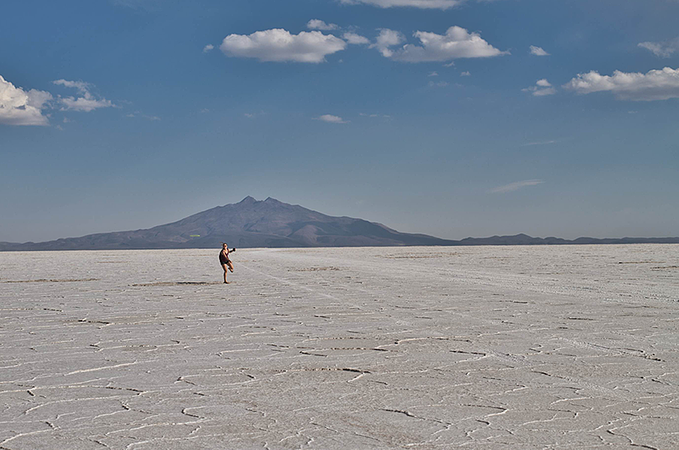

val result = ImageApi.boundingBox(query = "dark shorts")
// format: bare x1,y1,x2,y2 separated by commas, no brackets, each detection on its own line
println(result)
220,259,231,265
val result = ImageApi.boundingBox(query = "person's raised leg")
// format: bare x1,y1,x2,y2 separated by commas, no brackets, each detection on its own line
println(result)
227,261,234,273
222,264,230,284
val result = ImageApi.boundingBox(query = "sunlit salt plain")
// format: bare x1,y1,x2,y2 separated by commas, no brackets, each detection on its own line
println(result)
1,245,678,449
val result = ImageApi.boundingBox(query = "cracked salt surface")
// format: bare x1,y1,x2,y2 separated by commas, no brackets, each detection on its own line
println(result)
0,245,677,449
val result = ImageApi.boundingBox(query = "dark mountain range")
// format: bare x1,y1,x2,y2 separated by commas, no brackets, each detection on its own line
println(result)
1,197,677,251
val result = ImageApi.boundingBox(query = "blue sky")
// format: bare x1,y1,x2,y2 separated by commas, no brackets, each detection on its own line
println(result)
1,0,678,242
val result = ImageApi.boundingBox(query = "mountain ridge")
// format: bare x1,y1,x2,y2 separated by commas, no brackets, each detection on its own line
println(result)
1,197,677,251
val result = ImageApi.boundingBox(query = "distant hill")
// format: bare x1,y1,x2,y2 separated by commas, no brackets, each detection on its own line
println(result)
0,197,456,250
1,197,677,251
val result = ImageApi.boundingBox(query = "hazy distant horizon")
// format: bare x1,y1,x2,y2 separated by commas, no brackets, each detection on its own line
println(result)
2,196,678,245
2,1,678,243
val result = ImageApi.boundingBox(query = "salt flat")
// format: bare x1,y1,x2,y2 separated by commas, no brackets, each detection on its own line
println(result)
1,245,677,449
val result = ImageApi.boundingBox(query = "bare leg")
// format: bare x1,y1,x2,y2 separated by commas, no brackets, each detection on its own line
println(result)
221,263,230,284
227,261,234,273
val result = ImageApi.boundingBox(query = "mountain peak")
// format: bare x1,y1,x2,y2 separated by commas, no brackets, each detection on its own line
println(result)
264,197,280,204
239,196,257,204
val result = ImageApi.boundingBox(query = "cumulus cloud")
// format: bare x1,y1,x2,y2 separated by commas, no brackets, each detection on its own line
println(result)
316,114,348,123
638,39,679,58
0,75,52,126
52,79,114,112
529,45,550,56
375,26,506,62
343,32,370,45
307,19,339,31
523,79,556,96
371,29,406,57
489,179,544,194
340,0,462,9
220,29,347,63
564,67,679,101
203,44,214,53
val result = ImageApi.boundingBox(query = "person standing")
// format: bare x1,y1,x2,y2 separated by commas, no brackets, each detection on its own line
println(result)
219,243,235,284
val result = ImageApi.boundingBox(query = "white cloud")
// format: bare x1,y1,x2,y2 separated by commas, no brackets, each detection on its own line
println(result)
529,45,550,56
376,26,506,63
523,79,556,96
429,71,439,77
489,179,544,194
340,0,462,9
460,71,471,76
343,32,370,45
58,94,113,112
316,114,348,123
307,19,339,31
0,75,52,126
371,29,406,57
564,67,679,101
220,29,347,63
428,81,448,87
203,44,214,53
638,39,679,58
52,79,114,112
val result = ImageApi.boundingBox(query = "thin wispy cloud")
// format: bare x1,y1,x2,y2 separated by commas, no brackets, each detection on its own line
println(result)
520,140,557,147
307,19,339,31
359,113,391,118
125,111,161,121
489,179,544,194
343,32,370,45
203,44,214,53
244,111,267,119
638,39,679,58
340,0,463,9
316,114,348,123
53,79,114,112
529,45,550,56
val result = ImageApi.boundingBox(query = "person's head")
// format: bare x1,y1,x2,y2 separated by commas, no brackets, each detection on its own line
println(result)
222,243,228,249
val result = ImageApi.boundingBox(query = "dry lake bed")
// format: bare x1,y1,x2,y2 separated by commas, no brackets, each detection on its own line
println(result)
1,245,678,449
